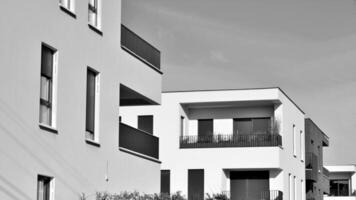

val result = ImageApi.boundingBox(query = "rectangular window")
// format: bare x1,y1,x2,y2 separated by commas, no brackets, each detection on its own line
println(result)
300,130,304,161
59,0,75,12
85,68,100,141
161,170,170,195
301,179,304,200
40,44,57,128
138,115,154,134
198,119,213,137
294,125,297,157
88,0,101,29
37,175,54,200
289,173,293,200
180,116,185,136
233,118,271,135
294,176,297,200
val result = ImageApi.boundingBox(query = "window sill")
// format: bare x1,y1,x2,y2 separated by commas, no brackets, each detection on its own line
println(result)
59,5,76,19
85,139,101,147
88,24,103,36
39,124,58,134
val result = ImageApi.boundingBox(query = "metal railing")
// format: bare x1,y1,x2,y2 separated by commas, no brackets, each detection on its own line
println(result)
121,25,161,70
180,134,282,148
261,190,283,200
119,123,159,159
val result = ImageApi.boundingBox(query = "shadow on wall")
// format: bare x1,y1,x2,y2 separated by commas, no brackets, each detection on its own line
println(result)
0,98,93,199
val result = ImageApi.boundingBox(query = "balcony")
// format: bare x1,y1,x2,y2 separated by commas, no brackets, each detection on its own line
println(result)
305,152,318,181
121,24,161,70
223,190,283,200
119,123,159,160
180,134,282,148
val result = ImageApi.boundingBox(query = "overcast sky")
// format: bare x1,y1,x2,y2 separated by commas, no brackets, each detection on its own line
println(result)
122,0,356,165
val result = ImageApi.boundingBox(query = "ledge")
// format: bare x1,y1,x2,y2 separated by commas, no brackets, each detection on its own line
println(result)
85,139,101,147
59,5,77,19
119,147,161,164
39,124,58,134
88,24,103,36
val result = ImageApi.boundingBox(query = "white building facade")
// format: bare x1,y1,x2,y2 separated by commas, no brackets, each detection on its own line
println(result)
0,0,162,199
121,88,306,200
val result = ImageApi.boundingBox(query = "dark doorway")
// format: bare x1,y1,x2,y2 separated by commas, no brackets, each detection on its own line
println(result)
230,171,269,200
138,115,153,134
188,169,204,200
161,170,170,195
198,119,213,137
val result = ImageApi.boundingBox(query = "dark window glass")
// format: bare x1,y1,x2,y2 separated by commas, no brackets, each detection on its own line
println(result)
234,119,252,135
180,116,185,136
234,118,271,135
37,175,51,200
161,170,170,195
253,118,270,134
86,69,96,139
138,115,154,134
39,45,55,126
330,179,349,196
198,119,213,137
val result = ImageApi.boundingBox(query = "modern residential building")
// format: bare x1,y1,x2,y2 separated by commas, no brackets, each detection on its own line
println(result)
324,165,356,200
0,0,162,199
305,119,330,200
120,88,307,200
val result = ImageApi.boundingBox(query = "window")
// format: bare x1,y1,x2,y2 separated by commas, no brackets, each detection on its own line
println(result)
293,125,297,157
40,44,57,129
294,176,297,200
88,0,101,29
138,115,154,134
161,170,170,195
180,116,185,136
198,119,213,137
233,118,271,135
300,131,304,161
59,0,75,12
289,173,293,200
301,179,304,200
37,175,54,200
188,169,204,200
85,68,100,142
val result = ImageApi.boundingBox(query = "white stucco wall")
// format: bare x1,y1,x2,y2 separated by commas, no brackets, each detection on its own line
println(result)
120,88,305,199
0,0,162,199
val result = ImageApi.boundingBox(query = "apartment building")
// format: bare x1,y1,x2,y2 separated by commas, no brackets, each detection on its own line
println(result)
305,119,330,200
120,88,306,200
324,165,356,200
0,0,162,199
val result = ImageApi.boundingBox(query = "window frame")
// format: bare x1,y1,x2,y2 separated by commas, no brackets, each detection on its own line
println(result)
88,0,102,31
85,67,100,144
39,43,58,131
293,124,297,157
59,0,76,17
37,175,55,200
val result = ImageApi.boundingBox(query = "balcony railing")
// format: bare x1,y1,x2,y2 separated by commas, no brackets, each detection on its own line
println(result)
121,24,161,70
305,152,318,181
119,123,159,159
180,134,282,148
261,190,283,200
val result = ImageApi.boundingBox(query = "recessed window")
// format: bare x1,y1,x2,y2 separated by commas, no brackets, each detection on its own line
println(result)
300,130,304,161
330,179,350,196
39,44,58,129
180,116,185,136
233,118,271,135
161,170,170,195
88,0,101,30
198,119,213,137
85,68,100,142
37,175,54,200
293,125,297,157
59,0,75,13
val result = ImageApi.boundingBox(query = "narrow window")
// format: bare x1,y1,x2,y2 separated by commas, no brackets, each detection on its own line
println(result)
294,176,297,200
289,173,293,200
59,0,75,12
40,44,57,128
300,130,304,161
138,115,153,134
180,116,185,136
37,175,54,200
301,179,304,200
293,125,296,156
85,68,99,141
161,170,170,195
88,0,101,29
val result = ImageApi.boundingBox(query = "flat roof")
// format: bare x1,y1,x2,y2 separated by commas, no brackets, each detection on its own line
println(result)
325,165,356,173
163,87,305,114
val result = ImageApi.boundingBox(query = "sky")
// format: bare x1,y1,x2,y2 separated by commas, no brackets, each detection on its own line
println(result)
122,0,356,165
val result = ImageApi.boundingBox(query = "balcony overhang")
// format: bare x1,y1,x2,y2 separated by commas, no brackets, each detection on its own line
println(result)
120,84,159,106
181,99,281,110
